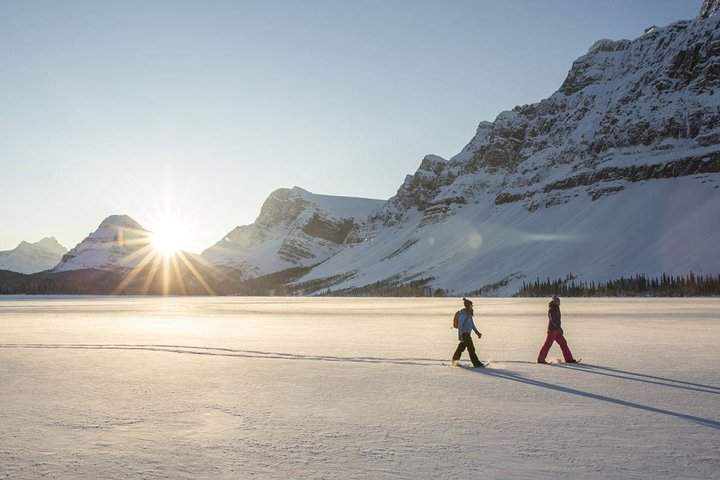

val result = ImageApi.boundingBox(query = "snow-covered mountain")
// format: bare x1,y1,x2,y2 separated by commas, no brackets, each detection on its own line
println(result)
0,237,67,274
201,187,385,278
53,215,152,272
289,6,720,295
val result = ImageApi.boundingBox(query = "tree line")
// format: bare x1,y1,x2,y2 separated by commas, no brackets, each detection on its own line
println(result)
515,272,720,297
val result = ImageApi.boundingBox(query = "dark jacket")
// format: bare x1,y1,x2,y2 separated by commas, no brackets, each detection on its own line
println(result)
547,303,562,330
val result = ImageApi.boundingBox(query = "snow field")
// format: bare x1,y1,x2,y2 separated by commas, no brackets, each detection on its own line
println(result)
0,297,718,479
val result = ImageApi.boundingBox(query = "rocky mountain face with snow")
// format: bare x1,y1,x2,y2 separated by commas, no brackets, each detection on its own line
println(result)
201,187,384,279
376,11,720,225
0,237,67,274
700,0,720,20
53,215,152,272
288,7,720,295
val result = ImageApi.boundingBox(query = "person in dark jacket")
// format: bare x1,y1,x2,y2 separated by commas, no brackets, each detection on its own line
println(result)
537,295,578,364
451,297,484,367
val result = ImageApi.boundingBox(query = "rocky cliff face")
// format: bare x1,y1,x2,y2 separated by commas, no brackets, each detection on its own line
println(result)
700,0,720,19
373,13,720,224
0,237,67,274
201,187,384,278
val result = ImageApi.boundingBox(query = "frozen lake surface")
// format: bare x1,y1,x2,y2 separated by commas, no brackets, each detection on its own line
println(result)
1,296,719,479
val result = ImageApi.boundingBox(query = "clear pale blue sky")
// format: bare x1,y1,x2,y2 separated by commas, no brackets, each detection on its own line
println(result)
0,0,700,253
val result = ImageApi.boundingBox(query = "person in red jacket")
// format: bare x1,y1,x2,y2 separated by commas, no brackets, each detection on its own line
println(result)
537,295,579,364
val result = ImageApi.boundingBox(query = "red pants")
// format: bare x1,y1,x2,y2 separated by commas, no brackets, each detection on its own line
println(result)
537,329,574,362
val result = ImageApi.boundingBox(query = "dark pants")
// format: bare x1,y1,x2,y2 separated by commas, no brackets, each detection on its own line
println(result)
452,332,481,367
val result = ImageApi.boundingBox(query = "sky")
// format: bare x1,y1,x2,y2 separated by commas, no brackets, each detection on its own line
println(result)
0,0,701,254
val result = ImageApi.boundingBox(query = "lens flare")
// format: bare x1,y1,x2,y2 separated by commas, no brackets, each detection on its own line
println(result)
467,232,483,250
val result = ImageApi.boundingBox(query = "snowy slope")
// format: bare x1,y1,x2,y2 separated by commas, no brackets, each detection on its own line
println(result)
303,176,720,295
293,9,720,295
0,237,67,274
201,187,384,278
53,215,152,272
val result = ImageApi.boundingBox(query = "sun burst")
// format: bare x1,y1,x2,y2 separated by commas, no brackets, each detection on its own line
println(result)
110,208,216,296
150,219,189,257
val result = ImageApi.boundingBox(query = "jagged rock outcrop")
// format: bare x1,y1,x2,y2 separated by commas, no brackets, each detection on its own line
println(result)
700,0,720,19
370,12,720,222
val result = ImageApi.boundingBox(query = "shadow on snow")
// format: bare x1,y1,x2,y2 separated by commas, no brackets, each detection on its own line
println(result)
3,343,719,430
469,367,720,430
0,343,443,367
566,363,720,394
499,360,720,395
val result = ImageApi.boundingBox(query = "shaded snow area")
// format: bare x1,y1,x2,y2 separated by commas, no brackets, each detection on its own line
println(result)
1,297,718,479
299,175,720,295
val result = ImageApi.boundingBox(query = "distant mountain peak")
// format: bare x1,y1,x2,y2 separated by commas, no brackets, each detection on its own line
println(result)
290,186,310,195
202,187,384,276
0,237,67,274
34,237,66,253
98,214,143,230
53,215,150,272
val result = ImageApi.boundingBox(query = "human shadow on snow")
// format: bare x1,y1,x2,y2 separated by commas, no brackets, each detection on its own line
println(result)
467,367,720,430
564,363,720,394
497,360,720,395
4,343,718,429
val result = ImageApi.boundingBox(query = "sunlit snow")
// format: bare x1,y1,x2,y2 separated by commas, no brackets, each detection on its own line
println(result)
1,297,718,479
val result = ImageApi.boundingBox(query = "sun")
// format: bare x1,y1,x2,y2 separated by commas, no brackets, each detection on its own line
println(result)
113,211,216,295
111,190,216,295
150,219,190,257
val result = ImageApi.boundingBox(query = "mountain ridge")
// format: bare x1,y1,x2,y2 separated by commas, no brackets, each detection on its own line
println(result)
201,187,384,279
54,214,152,273
0,237,67,274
